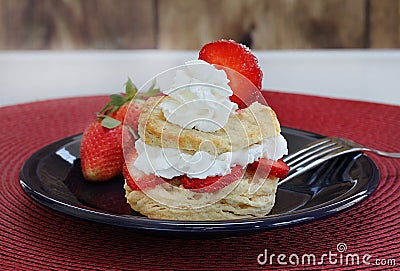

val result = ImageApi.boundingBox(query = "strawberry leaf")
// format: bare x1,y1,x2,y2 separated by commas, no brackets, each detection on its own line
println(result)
96,78,154,119
101,116,122,129
99,102,112,114
140,88,160,97
136,80,160,98
109,94,126,106
125,78,138,100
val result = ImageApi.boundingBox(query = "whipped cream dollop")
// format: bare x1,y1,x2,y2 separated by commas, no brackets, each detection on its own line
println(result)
159,60,238,132
134,134,288,179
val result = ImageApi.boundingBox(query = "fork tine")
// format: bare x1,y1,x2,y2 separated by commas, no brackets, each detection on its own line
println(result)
288,144,346,172
283,138,330,163
283,137,333,167
279,145,354,186
284,141,337,167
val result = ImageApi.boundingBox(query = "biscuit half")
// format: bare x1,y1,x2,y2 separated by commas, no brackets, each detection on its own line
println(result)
125,173,278,220
138,96,281,155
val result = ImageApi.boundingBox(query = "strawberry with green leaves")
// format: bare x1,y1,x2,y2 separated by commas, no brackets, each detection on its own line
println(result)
80,79,159,182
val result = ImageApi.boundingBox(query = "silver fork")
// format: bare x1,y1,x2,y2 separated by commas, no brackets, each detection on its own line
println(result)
279,137,400,186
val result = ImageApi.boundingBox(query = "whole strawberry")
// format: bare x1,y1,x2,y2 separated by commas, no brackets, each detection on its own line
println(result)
80,121,124,181
80,78,158,181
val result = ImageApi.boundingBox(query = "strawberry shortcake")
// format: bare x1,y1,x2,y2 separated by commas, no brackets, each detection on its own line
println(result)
123,40,289,220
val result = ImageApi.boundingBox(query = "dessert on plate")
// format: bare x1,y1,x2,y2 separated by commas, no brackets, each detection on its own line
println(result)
79,39,289,221
124,40,289,220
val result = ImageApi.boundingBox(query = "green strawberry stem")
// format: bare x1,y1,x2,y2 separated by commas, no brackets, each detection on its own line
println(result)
98,78,160,129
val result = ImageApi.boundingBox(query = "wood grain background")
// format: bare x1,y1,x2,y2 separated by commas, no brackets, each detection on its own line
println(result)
0,0,399,50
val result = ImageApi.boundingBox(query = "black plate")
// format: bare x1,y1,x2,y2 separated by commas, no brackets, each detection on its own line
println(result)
19,127,380,238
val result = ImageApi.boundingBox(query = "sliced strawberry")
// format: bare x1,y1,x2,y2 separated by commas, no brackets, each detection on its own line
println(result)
123,149,166,191
246,158,271,176
269,159,290,179
181,166,243,193
247,158,289,179
123,164,169,191
198,39,263,108
123,162,141,191
180,175,219,190
125,158,244,193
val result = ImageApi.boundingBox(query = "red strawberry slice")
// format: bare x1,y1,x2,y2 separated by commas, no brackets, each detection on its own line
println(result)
198,39,263,108
123,150,171,191
123,161,165,191
124,153,244,193
123,162,140,191
247,158,289,179
181,166,243,193
269,159,290,179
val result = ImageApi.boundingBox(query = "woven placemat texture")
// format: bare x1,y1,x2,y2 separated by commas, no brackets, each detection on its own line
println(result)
0,92,399,270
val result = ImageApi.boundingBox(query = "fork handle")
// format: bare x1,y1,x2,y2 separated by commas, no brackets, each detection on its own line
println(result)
279,148,400,186
369,149,400,158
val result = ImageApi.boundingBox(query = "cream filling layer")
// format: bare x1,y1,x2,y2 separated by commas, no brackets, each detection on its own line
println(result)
133,134,288,179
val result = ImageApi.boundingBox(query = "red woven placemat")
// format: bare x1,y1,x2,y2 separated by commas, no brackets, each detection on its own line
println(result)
1,92,399,270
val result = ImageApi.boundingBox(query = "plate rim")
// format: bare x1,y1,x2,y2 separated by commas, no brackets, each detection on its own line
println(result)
19,127,380,234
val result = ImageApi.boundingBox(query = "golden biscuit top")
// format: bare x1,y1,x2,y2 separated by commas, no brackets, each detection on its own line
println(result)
138,96,280,155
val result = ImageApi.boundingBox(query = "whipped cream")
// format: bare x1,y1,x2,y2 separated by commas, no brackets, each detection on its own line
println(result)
133,134,288,179
159,60,238,132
